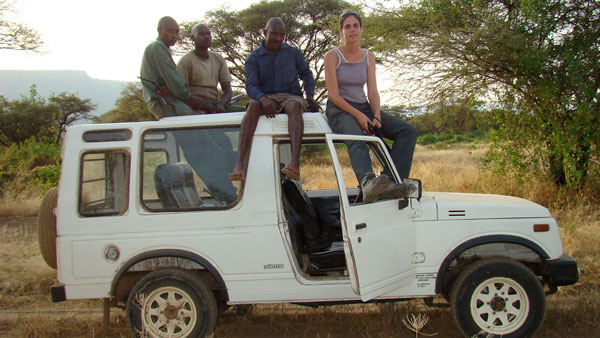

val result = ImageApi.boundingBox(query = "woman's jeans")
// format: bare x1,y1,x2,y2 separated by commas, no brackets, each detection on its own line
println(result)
326,99,417,183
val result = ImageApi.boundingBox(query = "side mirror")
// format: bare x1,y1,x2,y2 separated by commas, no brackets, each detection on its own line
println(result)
402,178,422,200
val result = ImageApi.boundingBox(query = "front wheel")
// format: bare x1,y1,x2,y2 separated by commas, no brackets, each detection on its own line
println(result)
450,258,545,338
126,268,217,338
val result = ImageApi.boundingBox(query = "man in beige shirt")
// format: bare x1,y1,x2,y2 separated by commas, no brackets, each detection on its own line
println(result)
174,23,242,204
177,24,245,114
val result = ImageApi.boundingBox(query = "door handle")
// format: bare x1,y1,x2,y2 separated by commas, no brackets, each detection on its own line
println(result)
355,223,367,230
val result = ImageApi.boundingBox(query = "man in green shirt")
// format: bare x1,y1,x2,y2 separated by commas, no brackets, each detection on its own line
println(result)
140,17,238,204
177,24,245,114
141,16,200,119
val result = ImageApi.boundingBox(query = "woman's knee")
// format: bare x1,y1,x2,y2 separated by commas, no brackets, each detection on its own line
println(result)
405,121,417,140
385,114,417,141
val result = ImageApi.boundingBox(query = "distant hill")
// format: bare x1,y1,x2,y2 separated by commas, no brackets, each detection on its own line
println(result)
0,70,132,116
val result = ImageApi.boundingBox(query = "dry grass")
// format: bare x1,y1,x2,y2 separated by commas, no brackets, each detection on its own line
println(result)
1,143,599,337
410,144,560,206
0,223,56,308
214,303,459,338
0,194,42,217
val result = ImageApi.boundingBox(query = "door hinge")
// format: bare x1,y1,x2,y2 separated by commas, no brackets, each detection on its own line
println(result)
409,199,422,218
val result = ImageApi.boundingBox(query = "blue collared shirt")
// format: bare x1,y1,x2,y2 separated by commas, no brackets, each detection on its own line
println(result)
245,42,315,100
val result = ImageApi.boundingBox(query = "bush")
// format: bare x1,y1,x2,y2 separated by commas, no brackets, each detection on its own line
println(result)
417,132,481,146
0,139,61,196
417,134,438,145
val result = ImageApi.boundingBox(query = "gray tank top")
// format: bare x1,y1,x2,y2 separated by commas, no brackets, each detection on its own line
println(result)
335,47,368,103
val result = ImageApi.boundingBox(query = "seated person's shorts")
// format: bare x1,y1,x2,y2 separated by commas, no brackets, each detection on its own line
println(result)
252,93,308,113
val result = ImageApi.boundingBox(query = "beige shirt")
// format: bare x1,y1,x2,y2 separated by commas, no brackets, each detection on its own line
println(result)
177,50,232,102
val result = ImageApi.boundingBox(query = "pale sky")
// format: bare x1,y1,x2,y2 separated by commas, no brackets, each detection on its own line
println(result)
2,0,407,103
1,0,258,81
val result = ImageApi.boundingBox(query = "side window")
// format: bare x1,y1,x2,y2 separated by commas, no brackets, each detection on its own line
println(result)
277,139,340,191
141,126,241,211
332,140,396,205
281,139,394,203
79,150,130,216
298,143,338,191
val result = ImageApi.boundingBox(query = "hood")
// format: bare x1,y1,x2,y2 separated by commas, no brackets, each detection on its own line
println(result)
430,192,551,220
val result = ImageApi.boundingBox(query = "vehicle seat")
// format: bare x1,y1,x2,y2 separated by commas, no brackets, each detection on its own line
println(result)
311,197,343,242
281,179,346,273
154,162,203,208
281,179,331,253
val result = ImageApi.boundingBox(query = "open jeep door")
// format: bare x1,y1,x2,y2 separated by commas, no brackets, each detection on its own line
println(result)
326,134,416,301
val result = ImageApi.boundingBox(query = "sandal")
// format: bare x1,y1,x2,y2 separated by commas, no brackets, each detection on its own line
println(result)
228,168,246,181
281,164,300,180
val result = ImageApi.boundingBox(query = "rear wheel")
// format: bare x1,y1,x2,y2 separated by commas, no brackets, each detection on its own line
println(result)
450,258,545,338
126,268,217,338
37,187,58,269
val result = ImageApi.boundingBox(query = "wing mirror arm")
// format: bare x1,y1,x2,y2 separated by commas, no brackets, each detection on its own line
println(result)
402,178,422,201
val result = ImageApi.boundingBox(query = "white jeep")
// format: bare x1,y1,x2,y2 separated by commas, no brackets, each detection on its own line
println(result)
38,112,578,338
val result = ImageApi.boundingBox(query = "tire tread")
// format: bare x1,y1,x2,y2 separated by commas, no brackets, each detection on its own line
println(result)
449,257,545,338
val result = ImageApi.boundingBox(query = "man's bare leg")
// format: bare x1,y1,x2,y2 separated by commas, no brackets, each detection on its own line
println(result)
230,101,262,180
280,101,303,179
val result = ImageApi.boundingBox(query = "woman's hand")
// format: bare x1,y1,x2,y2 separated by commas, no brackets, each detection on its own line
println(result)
356,114,372,133
372,116,382,129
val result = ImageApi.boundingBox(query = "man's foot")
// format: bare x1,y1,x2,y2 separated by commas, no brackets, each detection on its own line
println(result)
379,181,417,200
281,163,300,180
360,172,391,203
228,168,246,181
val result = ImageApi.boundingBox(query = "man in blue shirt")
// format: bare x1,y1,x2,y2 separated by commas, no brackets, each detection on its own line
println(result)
229,17,320,181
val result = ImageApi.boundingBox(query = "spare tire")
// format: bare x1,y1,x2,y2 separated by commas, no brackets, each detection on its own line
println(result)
38,187,58,269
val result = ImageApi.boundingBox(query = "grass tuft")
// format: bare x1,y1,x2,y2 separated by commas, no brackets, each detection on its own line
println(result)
0,194,42,217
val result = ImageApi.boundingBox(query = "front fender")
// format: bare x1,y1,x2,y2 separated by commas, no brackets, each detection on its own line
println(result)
435,235,550,294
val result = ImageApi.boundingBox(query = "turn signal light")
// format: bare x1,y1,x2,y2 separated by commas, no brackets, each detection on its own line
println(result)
534,224,550,232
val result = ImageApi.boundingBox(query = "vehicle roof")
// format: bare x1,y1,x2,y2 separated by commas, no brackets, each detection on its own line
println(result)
65,112,333,137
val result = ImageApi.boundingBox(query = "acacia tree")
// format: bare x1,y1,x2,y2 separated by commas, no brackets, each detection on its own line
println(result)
48,92,95,143
0,0,43,51
176,0,353,102
408,98,483,136
0,86,49,145
370,0,600,188
94,83,156,123
0,86,95,145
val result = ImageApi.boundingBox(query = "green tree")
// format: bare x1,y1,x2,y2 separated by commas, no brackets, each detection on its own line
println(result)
0,0,43,51
175,0,353,102
0,85,94,145
48,92,95,143
410,98,483,136
94,83,156,123
0,86,51,146
371,0,600,188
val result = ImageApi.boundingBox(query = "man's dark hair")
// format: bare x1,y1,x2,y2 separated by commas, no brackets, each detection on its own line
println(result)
191,23,209,37
158,16,176,30
265,17,285,31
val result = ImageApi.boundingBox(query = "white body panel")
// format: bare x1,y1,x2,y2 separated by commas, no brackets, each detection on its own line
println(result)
54,113,566,304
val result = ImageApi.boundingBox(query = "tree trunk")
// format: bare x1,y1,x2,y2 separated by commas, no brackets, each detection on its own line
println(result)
549,154,566,187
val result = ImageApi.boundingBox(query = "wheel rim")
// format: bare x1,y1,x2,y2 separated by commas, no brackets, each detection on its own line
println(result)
469,277,530,335
141,286,197,338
